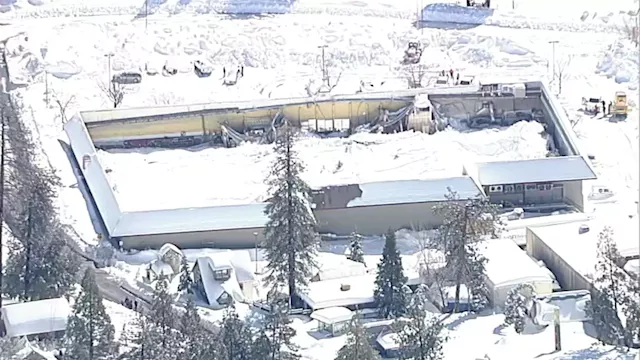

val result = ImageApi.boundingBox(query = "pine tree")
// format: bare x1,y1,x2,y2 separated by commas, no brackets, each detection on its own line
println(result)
466,245,489,312
395,285,447,360
261,294,299,360
251,330,272,359
431,189,497,313
65,267,118,360
587,288,625,345
335,315,380,360
374,230,408,318
177,257,193,293
622,281,640,346
218,305,252,360
594,226,627,313
124,312,155,360
263,123,319,305
178,297,207,360
503,283,535,334
147,277,179,359
348,232,365,264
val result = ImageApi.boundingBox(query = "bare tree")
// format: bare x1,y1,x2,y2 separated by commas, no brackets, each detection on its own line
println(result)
99,81,125,108
54,94,76,125
621,15,639,47
405,64,426,89
555,55,573,95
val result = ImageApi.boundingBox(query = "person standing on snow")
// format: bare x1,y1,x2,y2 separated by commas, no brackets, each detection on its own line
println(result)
449,69,454,78
601,100,606,115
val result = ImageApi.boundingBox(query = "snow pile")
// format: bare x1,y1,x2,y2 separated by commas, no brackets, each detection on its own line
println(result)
596,40,639,88
97,121,548,211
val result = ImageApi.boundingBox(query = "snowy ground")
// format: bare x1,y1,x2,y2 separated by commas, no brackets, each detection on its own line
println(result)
2,0,640,358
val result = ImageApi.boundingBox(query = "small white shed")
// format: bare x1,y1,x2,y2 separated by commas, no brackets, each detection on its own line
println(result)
310,307,354,336
1,297,70,338
480,239,555,308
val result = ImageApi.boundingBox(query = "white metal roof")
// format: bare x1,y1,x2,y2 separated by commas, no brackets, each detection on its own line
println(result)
112,204,268,237
310,307,354,324
347,177,483,207
298,274,376,310
1,298,70,338
475,156,597,185
479,239,554,288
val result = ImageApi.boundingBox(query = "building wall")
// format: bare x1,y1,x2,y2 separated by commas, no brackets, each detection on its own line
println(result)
483,180,584,210
429,96,542,119
526,228,592,291
562,180,584,211
120,227,266,250
314,201,450,235
86,99,410,145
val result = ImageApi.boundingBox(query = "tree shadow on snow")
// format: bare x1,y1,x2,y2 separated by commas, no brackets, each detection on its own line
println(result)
541,346,628,360
219,0,298,16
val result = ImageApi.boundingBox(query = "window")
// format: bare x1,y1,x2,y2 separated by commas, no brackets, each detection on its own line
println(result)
537,184,546,191
213,269,231,281
504,185,514,193
553,183,564,188
515,184,523,192
526,184,537,191
488,185,503,193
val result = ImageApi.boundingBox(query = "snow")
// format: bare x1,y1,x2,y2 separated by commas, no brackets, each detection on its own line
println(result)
528,216,640,281
474,156,597,185
479,239,555,304
98,121,548,211
112,203,268,237
299,274,376,310
0,297,70,338
347,176,482,207
310,306,353,324
313,252,368,281
3,0,640,357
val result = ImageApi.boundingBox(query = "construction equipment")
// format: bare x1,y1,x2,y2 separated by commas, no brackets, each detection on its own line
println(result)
466,0,490,8
612,91,628,118
402,42,423,65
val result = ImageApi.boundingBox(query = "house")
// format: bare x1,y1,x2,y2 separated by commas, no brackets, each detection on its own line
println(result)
158,243,184,274
310,307,354,336
192,250,257,309
1,298,70,339
311,252,368,282
299,274,377,310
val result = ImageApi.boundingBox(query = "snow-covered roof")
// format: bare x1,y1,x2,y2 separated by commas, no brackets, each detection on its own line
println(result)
475,156,597,185
159,243,182,258
528,217,640,280
150,259,174,277
112,204,268,237
1,298,70,338
298,274,376,310
313,253,367,281
347,177,482,207
479,239,554,288
195,256,246,309
310,307,354,324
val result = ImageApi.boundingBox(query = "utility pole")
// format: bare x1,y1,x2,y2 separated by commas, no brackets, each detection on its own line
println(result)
318,45,328,87
0,109,6,311
104,53,114,84
549,40,559,82
145,0,148,32
253,231,259,274
44,70,49,106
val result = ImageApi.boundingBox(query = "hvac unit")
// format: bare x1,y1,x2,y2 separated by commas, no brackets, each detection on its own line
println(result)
489,185,503,193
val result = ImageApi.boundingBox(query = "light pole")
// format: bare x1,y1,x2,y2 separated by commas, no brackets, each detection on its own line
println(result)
0,108,6,311
549,40,559,83
253,231,259,274
318,45,328,87
104,53,114,85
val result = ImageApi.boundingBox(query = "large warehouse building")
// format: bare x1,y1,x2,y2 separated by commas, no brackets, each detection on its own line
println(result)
63,81,599,250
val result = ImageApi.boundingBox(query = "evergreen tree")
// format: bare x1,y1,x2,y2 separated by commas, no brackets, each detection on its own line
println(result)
147,277,179,359
65,267,118,360
622,280,640,346
503,283,535,334
124,312,155,360
178,297,207,360
466,245,489,312
261,294,299,360
431,189,497,313
335,315,380,360
263,124,319,305
586,288,625,346
374,230,408,318
0,337,25,358
218,305,252,360
594,226,627,313
347,232,365,264
395,285,447,360
251,331,272,359
177,257,193,293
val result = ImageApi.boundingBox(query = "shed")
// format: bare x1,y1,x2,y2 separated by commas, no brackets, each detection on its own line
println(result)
310,307,354,336
479,239,555,308
1,298,70,338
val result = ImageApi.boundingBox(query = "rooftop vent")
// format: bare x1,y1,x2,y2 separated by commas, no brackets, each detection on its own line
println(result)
578,224,590,234
340,284,351,291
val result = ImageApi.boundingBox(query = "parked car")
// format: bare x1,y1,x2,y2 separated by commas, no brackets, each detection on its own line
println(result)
112,72,142,84
194,60,212,77
163,61,178,76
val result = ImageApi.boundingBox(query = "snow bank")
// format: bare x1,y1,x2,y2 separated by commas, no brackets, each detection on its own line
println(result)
596,40,639,89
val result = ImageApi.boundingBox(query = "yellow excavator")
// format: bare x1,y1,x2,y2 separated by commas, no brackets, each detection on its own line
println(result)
612,91,628,119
